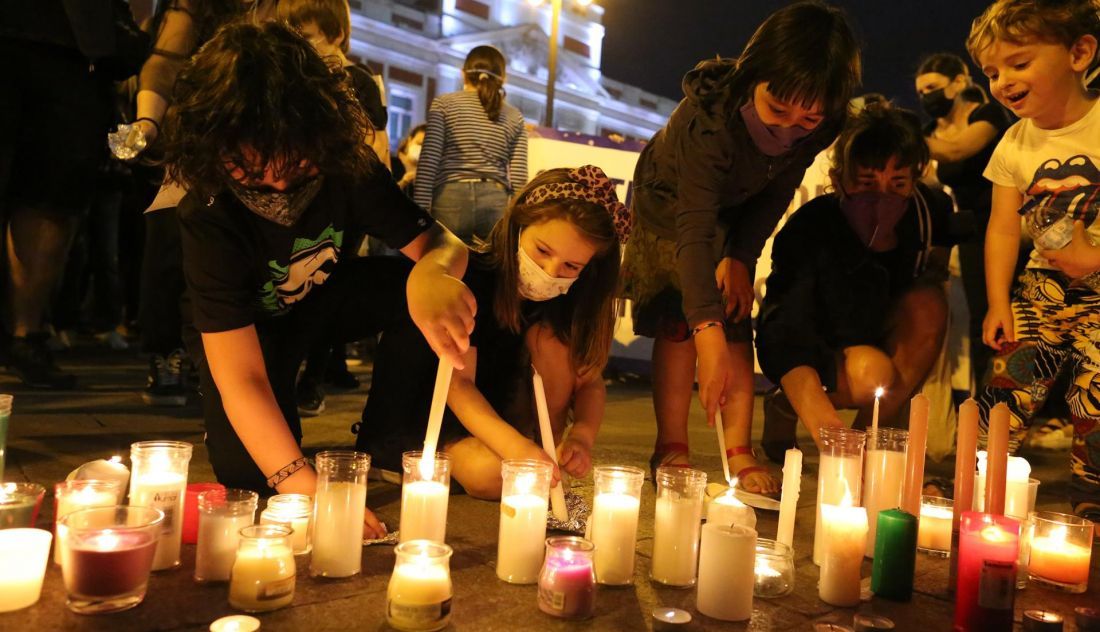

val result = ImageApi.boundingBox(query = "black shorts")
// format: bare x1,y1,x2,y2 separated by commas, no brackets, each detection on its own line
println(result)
0,38,112,216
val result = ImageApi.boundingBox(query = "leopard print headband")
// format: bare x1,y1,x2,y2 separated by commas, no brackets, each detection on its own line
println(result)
522,165,632,244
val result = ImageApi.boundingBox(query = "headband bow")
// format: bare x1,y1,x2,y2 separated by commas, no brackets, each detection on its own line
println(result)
523,165,633,244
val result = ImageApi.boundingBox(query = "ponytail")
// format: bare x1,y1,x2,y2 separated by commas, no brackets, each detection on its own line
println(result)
462,45,507,122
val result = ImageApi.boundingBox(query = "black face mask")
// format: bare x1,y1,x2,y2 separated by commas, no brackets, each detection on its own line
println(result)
920,88,953,119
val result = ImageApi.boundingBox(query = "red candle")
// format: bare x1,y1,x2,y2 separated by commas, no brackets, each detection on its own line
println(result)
954,512,1019,631
182,483,224,545
538,538,596,619
62,531,158,597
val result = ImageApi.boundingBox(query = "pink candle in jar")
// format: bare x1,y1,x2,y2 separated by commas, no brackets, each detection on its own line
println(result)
537,537,596,619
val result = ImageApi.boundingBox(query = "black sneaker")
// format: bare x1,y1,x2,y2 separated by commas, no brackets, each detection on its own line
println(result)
142,349,187,406
762,388,799,463
297,376,326,417
8,333,77,389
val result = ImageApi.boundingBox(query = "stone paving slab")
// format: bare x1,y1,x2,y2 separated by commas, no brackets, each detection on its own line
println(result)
0,348,1097,631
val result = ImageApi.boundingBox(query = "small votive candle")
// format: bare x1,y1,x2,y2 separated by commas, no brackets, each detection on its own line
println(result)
183,482,225,545
917,495,953,557
386,540,454,632
53,480,121,564
195,488,258,583
399,451,450,544
260,494,312,555
128,440,192,571
209,614,261,632
496,459,552,584
1076,607,1100,632
537,536,596,620
1026,511,1093,593
0,528,52,612
1023,610,1064,632
651,466,706,587
229,525,295,613
0,482,45,529
589,465,644,585
753,538,794,598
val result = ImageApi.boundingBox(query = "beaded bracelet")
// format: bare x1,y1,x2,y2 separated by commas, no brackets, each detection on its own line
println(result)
266,457,309,489
691,321,724,337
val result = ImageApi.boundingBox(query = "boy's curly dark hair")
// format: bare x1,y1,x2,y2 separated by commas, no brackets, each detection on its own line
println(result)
829,102,930,190
162,20,376,198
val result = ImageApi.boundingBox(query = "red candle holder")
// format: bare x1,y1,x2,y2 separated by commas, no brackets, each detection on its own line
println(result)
182,482,224,545
954,511,1019,632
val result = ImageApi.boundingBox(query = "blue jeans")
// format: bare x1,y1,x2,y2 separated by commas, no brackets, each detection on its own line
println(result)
431,180,509,244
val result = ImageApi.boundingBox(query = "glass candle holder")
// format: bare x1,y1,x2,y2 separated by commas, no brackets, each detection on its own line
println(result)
955,512,1019,631
261,493,312,555
862,428,908,558
183,482,225,545
129,440,192,570
537,536,596,620
0,482,45,529
590,465,644,585
57,505,164,614
0,528,51,612
1026,511,1093,593
400,451,451,544
918,495,953,557
496,459,552,584
195,489,258,583
819,500,868,607
387,540,454,632
311,450,370,578
753,538,794,598
651,466,706,587
53,480,123,564
0,394,11,478
229,524,295,612
814,427,865,566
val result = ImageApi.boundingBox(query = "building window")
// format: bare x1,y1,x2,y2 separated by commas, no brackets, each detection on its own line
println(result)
454,0,490,20
388,91,418,150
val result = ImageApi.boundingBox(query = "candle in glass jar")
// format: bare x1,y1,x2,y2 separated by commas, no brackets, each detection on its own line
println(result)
229,525,295,613
65,529,159,597
311,481,366,577
974,453,1033,519
814,428,865,566
53,480,121,564
917,496,953,555
387,541,453,632
862,428,907,558
0,528,52,612
0,482,45,529
1028,520,1092,591
651,467,706,587
195,489,258,583
954,512,1019,631
260,494,312,555
537,537,596,619
496,460,551,584
183,482,225,545
819,488,867,607
400,452,450,543
696,523,755,621
589,466,643,585
129,441,192,571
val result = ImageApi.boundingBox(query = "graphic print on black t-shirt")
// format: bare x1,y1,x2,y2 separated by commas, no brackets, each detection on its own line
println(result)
1021,154,1100,225
259,224,344,313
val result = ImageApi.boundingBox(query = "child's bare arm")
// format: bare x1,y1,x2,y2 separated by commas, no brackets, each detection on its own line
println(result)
983,184,1024,349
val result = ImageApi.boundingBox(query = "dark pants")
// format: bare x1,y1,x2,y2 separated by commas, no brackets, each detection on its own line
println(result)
139,207,186,355
188,256,414,493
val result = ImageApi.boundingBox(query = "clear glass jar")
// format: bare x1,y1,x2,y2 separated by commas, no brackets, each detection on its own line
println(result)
917,495,953,557
229,524,295,612
387,540,454,631
537,536,596,619
310,451,369,578
590,465,644,585
814,427,865,566
261,494,312,555
128,440,192,571
651,466,706,587
753,538,794,598
1026,511,1094,593
53,480,122,564
496,459,552,584
863,428,908,557
400,450,451,543
195,489,258,583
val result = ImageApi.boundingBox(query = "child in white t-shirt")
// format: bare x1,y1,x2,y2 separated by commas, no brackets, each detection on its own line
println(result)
970,0,1100,531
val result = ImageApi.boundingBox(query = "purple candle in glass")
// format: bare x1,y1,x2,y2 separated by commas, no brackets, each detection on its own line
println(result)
537,536,596,619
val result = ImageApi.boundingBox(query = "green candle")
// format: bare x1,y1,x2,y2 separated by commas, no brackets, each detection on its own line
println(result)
871,508,918,601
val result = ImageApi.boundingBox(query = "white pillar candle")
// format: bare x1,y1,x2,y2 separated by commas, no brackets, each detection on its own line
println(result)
0,528,52,612
129,471,187,571
650,467,706,587
862,443,907,557
589,465,644,586
261,494,313,555
53,481,121,564
311,481,367,577
813,454,862,565
819,495,868,607
706,490,756,530
696,523,755,621
776,449,802,550
917,499,953,554
68,456,130,496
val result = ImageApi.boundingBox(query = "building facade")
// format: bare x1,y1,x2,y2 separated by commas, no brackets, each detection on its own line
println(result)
345,0,678,148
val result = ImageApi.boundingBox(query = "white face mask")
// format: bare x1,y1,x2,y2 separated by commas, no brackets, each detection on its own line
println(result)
517,240,577,301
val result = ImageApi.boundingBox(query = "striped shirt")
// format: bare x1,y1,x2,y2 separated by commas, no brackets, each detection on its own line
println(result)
414,90,529,210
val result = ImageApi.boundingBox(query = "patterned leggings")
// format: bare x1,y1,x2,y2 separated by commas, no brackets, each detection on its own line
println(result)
976,270,1100,503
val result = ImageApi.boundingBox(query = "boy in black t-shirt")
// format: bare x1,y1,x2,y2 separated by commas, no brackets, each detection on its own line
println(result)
162,22,473,536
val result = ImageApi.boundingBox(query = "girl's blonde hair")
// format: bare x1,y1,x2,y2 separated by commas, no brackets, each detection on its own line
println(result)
967,0,1100,62
478,169,621,377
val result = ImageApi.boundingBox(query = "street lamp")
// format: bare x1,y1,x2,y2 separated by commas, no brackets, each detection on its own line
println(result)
529,0,594,127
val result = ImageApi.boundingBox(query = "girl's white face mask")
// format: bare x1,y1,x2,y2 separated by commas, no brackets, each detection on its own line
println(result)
517,240,577,301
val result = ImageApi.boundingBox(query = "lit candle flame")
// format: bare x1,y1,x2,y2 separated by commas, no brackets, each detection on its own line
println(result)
875,386,885,398
1050,525,1068,544
0,482,14,501
839,480,854,508
418,455,435,481
109,455,123,464
515,472,536,496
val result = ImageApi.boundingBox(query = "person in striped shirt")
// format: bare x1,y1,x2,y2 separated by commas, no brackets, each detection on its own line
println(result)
414,45,529,244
